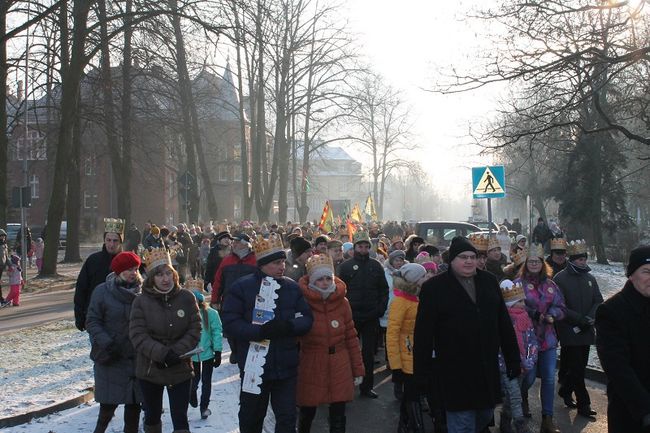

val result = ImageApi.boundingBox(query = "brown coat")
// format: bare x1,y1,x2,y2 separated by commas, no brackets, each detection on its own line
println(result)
296,276,365,407
129,286,201,386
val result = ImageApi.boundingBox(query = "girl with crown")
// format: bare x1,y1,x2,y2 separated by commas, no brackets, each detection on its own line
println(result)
514,243,566,433
129,248,201,433
296,254,364,433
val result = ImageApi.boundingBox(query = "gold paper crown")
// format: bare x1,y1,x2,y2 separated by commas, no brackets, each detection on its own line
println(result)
528,243,544,259
567,239,588,256
306,254,334,275
253,233,285,260
502,282,525,304
184,278,204,292
550,237,567,251
353,230,371,244
214,223,230,233
469,234,489,252
391,235,404,244
488,235,501,251
143,247,173,272
104,218,125,237
512,248,528,266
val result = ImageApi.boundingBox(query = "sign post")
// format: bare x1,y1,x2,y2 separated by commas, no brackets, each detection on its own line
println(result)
472,166,506,235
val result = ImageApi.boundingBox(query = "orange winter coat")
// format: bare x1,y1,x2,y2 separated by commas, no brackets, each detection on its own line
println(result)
386,290,418,374
297,276,365,407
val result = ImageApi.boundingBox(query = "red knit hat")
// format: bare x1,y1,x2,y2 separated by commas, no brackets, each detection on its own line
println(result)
111,251,141,274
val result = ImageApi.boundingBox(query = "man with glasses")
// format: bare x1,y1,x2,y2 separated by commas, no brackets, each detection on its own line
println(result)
414,236,520,433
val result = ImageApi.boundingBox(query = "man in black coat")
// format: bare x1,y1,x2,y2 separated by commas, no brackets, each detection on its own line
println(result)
74,222,123,331
337,231,389,399
203,230,233,291
596,245,650,433
414,236,520,433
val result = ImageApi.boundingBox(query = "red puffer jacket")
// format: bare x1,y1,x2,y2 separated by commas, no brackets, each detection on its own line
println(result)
296,276,365,407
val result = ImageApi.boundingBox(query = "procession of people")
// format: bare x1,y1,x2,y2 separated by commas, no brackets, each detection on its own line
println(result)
69,216,650,433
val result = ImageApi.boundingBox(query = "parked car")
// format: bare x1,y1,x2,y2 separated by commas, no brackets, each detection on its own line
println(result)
5,223,21,250
468,220,500,232
415,221,481,250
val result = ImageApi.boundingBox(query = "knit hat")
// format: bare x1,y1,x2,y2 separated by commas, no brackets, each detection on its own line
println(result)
306,255,335,285
396,263,427,284
422,261,438,273
150,225,160,236
159,227,170,238
415,251,433,265
193,289,206,303
111,251,141,274
233,233,252,248
327,239,343,249
448,236,478,263
342,242,353,255
10,253,20,265
515,234,526,244
290,236,312,257
388,250,406,266
216,231,233,242
627,245,650,277
314,235,330,247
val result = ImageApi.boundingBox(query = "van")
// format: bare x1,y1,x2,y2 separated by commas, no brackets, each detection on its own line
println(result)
415,221,481,250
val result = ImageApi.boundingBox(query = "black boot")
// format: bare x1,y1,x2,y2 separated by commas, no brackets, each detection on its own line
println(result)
406,401,426,433
123,404,141,433
500,408,514,433
330,415,346,433
397,405,409,433
521,393,531,418
432,409,448,433
298,411,313,433
93,404,116,433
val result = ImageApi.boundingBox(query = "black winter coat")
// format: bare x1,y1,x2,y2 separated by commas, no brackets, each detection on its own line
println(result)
596,281,650,433
221,270,314,380
414,269,520,411
545,256,567,277
74,246,115,330
554,264,603,346
337,253,389,324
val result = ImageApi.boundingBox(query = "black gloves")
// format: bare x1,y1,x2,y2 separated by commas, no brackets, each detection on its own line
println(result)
75,316,86,332
106,342,121,360
259,319,294,339
213,351,222,367
156,350,181,369
506,365,521,380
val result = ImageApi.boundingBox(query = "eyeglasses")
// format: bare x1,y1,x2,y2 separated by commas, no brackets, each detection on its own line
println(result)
527,259,542,265
456,254,477,261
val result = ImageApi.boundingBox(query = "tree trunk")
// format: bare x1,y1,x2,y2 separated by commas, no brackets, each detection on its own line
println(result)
120,0,133,225
63,97,82,263
189,91,219,220
0,4,8,228
41,0,92,276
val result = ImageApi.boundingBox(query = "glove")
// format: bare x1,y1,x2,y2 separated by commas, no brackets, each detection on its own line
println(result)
164,350,181,367
106,342,121,360
578,316,590,327
506,365,521,380
259,319,294,339
213,351,222,367
354,377,363,386
542,314,554,324
75,316,86,332
586,316,595,326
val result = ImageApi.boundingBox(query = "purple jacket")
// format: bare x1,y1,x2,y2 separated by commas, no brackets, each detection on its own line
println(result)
515,276,566,352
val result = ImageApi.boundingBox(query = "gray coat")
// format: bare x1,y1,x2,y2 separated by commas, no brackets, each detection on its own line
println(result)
86,273,142,404
554,263,603,346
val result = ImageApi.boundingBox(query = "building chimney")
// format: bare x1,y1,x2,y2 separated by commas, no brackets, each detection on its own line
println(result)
17,80,24,102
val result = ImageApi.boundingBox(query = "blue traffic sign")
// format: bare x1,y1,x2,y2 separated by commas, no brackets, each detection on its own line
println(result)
472,166,506,199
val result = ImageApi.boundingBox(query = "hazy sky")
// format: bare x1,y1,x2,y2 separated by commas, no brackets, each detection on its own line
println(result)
344,0,504,201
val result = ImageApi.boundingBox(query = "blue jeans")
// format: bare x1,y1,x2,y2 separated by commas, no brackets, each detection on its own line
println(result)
522,348,557,416
446,408,494,433
139,378,191,430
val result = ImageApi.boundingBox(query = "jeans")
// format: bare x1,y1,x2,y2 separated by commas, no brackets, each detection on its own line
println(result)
239,375,297,433
446,408,494,433
355,318,379,392
139,378,191,430
192,360,215,410
522,348,557,416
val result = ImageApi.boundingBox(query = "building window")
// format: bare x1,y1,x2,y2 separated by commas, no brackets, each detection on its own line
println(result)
30,174,39,199
84,156,96,176
234,165,242,181
12,130,46,161
84,191,98,209
218,164,228,182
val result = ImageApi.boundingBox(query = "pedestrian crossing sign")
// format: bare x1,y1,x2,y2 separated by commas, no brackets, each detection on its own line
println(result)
472,166,506,199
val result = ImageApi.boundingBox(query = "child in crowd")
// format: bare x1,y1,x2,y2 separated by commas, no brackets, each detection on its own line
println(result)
499,279,539,433
34,238,44,272
2,254,23,307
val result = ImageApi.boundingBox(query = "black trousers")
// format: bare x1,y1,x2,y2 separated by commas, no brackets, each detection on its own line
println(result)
300,401,346,422
560,345,591,407
239,375,297,433
139,378,191,430
355,318,379,392
192,360,215,411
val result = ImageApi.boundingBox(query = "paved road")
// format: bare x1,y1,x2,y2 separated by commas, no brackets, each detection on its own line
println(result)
0,289,74,335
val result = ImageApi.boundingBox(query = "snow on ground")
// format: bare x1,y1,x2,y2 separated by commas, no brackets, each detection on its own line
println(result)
589,261,627,300
0,319,275,432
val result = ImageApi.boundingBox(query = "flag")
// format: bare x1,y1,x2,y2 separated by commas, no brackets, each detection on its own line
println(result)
364,194,378,221
318,201,334,232
350,203,362,222
347,219,357,241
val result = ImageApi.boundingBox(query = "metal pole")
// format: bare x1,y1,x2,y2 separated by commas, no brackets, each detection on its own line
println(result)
20,0,31,280
487,198,493,236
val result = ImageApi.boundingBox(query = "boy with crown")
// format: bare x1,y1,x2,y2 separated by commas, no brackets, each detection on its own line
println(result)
221,234,313,433
74,218,124,331
554,240,603,419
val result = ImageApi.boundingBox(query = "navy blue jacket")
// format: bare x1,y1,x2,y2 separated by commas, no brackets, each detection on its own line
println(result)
221,270,313,380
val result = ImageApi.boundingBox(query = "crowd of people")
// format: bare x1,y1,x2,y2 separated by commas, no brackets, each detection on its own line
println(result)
0,226,44,307
71,217,650,433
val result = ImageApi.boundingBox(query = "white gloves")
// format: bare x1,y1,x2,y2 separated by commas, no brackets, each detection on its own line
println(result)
354,377,363,386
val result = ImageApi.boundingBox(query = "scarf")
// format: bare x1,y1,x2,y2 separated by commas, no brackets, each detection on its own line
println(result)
568,261,591,274
308,282,336,299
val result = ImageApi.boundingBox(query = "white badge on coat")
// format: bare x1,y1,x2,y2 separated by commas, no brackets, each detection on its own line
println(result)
353,265,359,270
547,287,554,294
331,320,340,328
177,309,185,318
